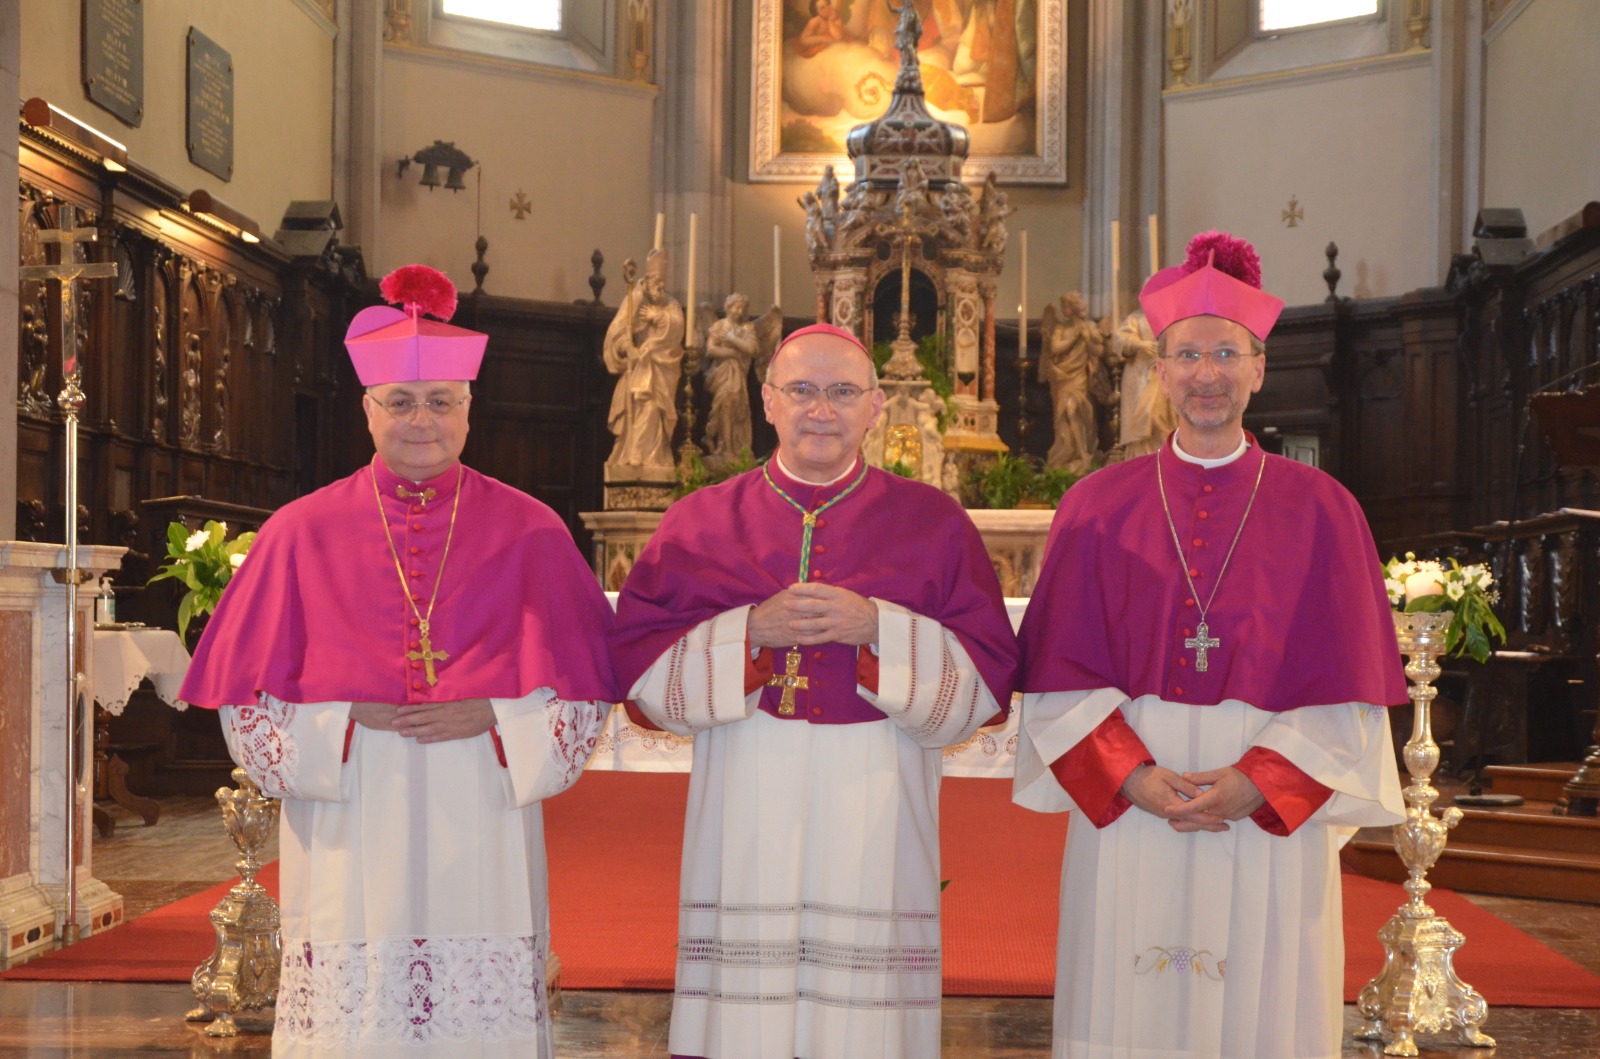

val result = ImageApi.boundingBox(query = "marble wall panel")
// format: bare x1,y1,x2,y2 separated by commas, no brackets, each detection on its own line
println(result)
0,611,32,878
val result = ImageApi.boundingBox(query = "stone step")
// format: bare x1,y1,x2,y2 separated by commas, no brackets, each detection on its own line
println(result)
1448,799,1600,855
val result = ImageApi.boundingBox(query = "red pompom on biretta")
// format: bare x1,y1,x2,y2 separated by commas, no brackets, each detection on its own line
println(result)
379,264,459,321
1182,229,1263,289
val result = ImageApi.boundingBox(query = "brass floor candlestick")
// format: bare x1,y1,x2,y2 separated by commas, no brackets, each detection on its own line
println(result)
187,768,281,1038
1356,610,1493,1056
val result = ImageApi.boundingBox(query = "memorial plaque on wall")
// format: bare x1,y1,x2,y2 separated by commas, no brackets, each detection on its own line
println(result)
185,27,233,181
82,0,144,127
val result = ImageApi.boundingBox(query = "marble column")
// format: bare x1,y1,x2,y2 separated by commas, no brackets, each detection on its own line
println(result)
0,543,125,963
0,1,20,540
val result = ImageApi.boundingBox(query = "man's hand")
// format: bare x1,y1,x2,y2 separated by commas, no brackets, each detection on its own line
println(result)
1120,764,1230,833
1171,767,1266,831
350,701,402,732
395,698,498,744
747,583,878,648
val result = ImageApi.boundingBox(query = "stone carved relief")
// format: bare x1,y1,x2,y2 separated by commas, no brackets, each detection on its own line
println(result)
213,293,234,452
150,268,169,440
180,327,203,448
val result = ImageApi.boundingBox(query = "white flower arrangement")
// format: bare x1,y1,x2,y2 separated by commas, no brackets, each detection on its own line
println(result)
150,519,257,639
1382,552,1506,663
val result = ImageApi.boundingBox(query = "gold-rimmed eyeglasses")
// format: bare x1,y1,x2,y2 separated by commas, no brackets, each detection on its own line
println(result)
373,395,471,419
768,381,870,407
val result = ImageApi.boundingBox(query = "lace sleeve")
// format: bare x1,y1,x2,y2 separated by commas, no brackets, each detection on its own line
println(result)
220,695,353,802
492,688,612,808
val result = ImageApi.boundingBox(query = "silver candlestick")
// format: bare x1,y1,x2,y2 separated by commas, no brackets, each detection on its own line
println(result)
1356,609,1493,1056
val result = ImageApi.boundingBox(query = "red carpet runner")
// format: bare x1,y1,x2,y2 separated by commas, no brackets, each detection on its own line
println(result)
8,772,1600,1008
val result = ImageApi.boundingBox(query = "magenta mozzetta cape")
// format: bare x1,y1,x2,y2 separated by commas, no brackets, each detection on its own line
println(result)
612,458,1018,725
180,460,615,709
1018,440,1406,711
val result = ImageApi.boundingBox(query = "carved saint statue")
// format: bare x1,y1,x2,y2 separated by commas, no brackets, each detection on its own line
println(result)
1113,309,1176,458
799,191,829,259
602,249,686,471
977,171,1014,253
700,293,782,466
1039,292,1105,474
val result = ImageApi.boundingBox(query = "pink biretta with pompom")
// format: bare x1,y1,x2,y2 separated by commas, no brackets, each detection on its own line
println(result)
344,264,487,385
1138,230,1286,341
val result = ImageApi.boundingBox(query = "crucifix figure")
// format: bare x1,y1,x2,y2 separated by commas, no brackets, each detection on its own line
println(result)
1185,621,1220,673
20,201,118,945
767,648,810,716
408,621,451,686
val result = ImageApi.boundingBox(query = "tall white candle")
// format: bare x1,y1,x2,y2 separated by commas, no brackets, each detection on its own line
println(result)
653,212,664,252
1148,212,1159,273
1019,228,1029,360
1110,219,1122,324
686,211,699,346
773,224,782,308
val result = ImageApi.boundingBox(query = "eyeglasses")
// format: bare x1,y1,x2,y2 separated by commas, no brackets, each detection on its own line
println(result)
770,381,870,407
374,395,470,419
1159,349,1262,369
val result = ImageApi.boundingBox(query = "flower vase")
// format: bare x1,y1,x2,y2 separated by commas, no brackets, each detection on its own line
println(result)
1355,610,1493,1055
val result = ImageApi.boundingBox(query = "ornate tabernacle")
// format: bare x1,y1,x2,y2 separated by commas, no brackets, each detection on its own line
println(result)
187,767,281,1038
1357,612,1493,1056
801,1,1008,487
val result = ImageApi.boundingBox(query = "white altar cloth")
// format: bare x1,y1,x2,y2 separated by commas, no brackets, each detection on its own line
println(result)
91,628,191,715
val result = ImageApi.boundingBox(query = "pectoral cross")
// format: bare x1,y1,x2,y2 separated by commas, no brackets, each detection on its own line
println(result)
408,622,450,686
767,648,810,716
1185,621,1220,673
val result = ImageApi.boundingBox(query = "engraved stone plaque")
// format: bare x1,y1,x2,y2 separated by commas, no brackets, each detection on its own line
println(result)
185,27,233,181
82,0,144,127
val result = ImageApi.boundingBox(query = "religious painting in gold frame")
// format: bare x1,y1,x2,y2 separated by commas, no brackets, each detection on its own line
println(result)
750,0,1067,185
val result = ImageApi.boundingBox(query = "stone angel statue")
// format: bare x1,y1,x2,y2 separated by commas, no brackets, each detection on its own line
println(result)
1038,292,1105,474
699,293,782,466
603,249,686,472
1113,309,1175,458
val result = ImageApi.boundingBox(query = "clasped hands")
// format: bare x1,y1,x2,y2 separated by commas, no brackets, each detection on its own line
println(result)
350,697,497,744
748,582,878,649
1120,762,1266,833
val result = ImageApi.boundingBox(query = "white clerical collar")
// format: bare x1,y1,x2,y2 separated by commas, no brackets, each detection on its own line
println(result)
1171,431,1249,469
773,451,857,487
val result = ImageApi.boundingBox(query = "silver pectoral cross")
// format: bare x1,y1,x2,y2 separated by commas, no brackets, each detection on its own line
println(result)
1185,621,1220,673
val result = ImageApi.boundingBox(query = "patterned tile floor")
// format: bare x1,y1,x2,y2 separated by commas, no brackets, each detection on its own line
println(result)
0,796,1596,1056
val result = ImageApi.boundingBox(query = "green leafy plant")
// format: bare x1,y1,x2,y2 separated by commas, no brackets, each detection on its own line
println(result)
884,460,919,479
1382,552,1507,663
971,454,1084,509
148,520,256,639
676,448,759,498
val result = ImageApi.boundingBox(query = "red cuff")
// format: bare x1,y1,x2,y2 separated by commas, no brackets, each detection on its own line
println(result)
342,719,355,763
1236,746,1332,836
747,641,775,695
1048,709,1155,828
856,648,880,695
489,725,508,768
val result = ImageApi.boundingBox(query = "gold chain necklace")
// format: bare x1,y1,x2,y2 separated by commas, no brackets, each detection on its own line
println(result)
370,459,463,686
1155,440,1266,673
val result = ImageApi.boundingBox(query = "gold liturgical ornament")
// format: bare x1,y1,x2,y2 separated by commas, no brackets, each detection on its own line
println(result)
768,649,811,717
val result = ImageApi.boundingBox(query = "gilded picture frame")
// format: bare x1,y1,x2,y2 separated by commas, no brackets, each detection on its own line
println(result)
750,0,1067,184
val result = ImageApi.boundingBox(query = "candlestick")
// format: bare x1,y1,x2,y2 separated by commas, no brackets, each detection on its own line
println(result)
1019,229,1029,360
1111,219,1122,324
773,224,781,308
686,211,698,346
1148,212,1160,273
653,212,664,252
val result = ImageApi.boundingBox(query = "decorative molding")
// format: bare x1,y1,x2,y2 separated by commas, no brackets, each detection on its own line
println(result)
1481,0,1535,43
1161,48,1429,102
289,0,338,38
383,39,658,99
748,0,1067,185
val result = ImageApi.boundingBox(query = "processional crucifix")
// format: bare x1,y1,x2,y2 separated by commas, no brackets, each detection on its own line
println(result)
20,202,118,944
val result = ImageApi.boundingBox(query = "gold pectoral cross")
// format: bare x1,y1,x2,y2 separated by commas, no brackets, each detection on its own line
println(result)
1185,621,1220,673
767,647,810,716
408,624,450,686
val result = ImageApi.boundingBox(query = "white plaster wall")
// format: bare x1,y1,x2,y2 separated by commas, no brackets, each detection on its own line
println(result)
1483,0,1600,240
20,1,335,236
377,50,656,302
1163,58,1435,306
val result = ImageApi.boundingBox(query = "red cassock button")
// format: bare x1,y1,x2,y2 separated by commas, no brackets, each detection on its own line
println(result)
1178,658,1188,667
1188,568,1201,578
412,681,424,690
1198,510,1210,520
1203,485,1214,493
1173,685,1184,696
409,617,420,627
810,706,823,716
409,547,420,555
409,570,421,578
411,523,424,531
1193,538,1204,547
813,651,824,660
815,545,827,553
1184,598,1195,607
1183,628,1193,637
410,641,421,650
411,660,421,670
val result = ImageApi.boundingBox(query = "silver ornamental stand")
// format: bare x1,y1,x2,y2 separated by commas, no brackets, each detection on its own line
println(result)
20,202,118,943
1356,610,1494,1055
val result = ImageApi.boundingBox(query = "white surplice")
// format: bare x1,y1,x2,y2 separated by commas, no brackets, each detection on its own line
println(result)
1014,688,1405,1059
221,688,609,1059
628,600,1002,1059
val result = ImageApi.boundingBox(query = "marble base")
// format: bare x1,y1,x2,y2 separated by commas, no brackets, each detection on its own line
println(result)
966,508,1053,597
602,465,677,512
943,394,1005,452
579,510,665,591
0,872,56,963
